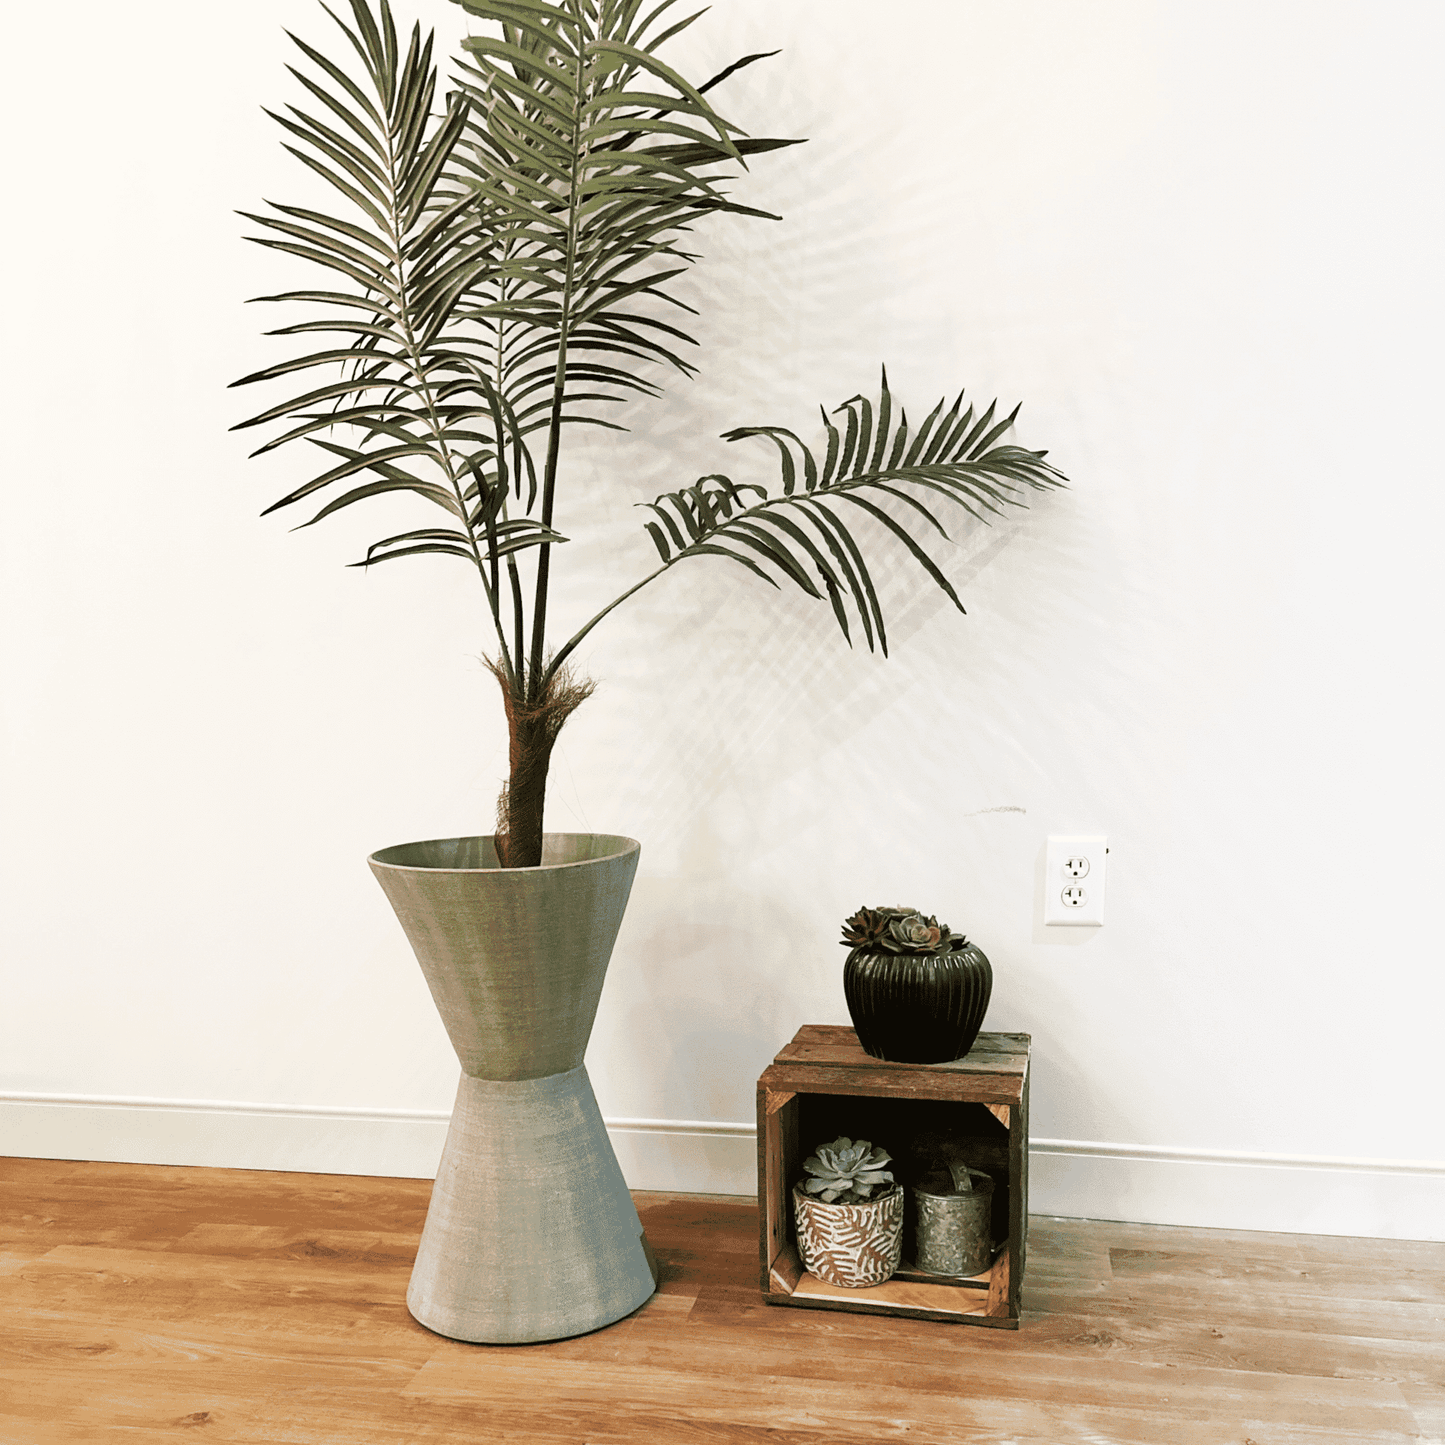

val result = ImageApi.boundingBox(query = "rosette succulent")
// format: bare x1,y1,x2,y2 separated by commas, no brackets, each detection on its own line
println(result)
801,1137,896,1205
841,906,966,957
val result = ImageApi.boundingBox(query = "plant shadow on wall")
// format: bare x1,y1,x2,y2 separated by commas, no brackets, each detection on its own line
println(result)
582,501,1038,865
230,0,1067,868
613,833,807,1121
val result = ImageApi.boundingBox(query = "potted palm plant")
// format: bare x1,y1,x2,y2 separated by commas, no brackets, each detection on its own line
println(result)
233,0,1065,1343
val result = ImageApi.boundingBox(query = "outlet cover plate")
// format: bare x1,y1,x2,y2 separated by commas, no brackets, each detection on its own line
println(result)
1044,835,1107,926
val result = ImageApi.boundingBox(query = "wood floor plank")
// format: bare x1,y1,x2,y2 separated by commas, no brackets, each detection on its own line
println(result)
692,1270,1445,1384
0,1159,430,1259
1026,1279,1445,1347
680,1289,1445,1386
1401,1381,1445,1444
1032,1213,1445,1264
1106,1245,1445,1304
2,1157,1441,1444
2,1249,436,1358
403,1354,1420,1443
0,1245,55,1278
575,1308,1421,1420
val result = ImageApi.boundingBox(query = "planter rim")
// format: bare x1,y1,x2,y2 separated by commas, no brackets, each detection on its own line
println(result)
369,832,640,875
913,1178,995,1202
792,1181,900,1208
844,946,982,960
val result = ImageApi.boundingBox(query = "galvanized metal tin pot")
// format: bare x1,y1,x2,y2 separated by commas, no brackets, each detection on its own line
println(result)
913,1173,995,1277
369,833,657,1343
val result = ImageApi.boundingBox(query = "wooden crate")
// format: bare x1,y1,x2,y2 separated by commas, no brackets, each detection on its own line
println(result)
756,1025,1030,1327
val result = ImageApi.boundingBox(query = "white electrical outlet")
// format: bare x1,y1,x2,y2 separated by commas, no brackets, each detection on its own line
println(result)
1044,835,1108,926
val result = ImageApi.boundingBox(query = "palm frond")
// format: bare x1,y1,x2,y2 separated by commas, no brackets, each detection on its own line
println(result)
630,370,1068,656
352,518,566,570
443,0,799,422
231,0,542,684
440,0,803,684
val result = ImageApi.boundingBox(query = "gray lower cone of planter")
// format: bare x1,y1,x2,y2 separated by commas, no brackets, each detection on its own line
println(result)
410,1066,656,1343
369,833,657,1343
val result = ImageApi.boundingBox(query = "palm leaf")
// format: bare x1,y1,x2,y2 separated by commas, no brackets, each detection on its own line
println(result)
439,0,802,688
607,372,1066,659
232,0,554,686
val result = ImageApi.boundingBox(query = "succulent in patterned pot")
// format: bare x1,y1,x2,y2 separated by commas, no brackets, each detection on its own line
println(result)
793,1137,904,1288
840,905,993,1064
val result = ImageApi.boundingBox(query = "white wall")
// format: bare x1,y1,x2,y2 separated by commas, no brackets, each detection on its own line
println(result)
3,1,1442,1240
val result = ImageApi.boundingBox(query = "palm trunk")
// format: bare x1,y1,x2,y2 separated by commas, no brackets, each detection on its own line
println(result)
490,661,595,869
496,706,552,870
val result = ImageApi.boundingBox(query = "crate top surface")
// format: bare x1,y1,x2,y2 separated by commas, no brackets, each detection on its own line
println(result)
770,1025,1030,1084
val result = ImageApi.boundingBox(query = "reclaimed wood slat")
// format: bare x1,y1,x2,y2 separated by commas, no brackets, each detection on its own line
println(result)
891,1254,994,1289
756,1083,797,1296
774,1042,1032,1077
1012,1054,1031,1310
791,1270,993,1315
768,1243,803,1295
775,1026,1030,1060
760,1062,1025,1106
988,1247,1011,1317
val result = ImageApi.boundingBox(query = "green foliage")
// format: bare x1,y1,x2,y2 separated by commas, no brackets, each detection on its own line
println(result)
801,1137,896,1205
233,0,799,704
232,0,1067,854
841,905,966,957
631,370,1065,659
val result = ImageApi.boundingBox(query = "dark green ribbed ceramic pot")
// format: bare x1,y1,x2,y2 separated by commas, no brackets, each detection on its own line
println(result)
843,944,992,1063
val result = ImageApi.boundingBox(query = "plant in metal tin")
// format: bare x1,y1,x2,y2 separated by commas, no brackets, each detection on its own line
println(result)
233,0,1067,867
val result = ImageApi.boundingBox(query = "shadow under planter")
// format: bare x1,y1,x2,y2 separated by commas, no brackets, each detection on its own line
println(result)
369,833,657,1344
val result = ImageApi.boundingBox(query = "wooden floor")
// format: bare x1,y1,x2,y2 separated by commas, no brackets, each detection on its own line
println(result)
1,1158,1441,1443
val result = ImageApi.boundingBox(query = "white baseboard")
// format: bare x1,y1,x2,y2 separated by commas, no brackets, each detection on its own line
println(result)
0,1093,452,1181
3,1093,1441,1241
1027,1140,1445,1242
0,1092,753,1193
606,1116,758,1195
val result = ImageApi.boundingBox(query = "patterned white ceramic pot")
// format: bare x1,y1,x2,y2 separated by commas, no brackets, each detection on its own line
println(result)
793,1184,904,1288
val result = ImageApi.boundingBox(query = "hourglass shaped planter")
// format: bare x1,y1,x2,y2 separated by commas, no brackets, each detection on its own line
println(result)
369,833,656,1344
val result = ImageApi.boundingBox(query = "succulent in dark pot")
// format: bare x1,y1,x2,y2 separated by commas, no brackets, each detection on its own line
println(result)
840,905,993,1063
